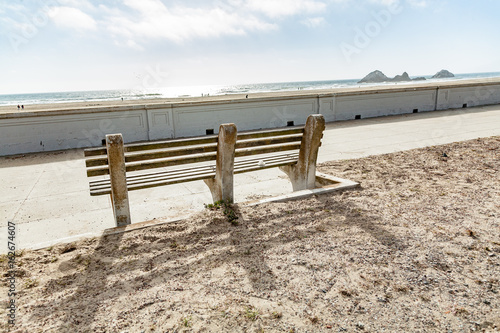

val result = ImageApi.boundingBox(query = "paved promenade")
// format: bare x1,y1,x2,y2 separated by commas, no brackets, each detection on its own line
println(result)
1,104,499,253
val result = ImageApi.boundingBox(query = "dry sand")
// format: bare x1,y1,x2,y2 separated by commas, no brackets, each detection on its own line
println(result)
1,136,499,332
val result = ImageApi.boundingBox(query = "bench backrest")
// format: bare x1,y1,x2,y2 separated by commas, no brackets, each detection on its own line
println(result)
84,126,306,178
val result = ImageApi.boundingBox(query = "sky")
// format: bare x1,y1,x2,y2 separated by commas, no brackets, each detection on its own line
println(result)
0,0,499,94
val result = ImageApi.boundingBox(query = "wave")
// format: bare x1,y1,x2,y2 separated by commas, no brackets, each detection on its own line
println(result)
1,72,499,106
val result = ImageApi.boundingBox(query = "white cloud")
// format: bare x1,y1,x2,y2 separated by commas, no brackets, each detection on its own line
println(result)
105,0,276,44
48,6,97,31
369,0,428,7
245,0,327,18
368,0,400,6
56,0,97,11
301,16,326,28
407,0,427,8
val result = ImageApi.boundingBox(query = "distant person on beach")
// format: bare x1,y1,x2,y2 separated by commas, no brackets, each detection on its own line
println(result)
21,105,24,109
17,105,20,109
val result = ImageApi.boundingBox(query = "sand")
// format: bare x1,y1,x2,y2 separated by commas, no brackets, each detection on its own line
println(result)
1,136,499,332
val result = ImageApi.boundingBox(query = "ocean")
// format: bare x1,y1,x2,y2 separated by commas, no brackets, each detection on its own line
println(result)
1,72,499,106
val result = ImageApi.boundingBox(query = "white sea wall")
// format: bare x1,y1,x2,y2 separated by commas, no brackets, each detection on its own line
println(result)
1,80,499,156
436,84,500,110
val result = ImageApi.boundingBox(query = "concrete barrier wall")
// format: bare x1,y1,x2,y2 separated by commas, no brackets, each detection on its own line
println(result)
436,83,500,110
331,88,437,122
0,109,149,155
171,97,317,138
1,80,499,156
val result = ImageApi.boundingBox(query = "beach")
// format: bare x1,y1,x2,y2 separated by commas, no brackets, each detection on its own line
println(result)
2,77,500,115
1,136,498,332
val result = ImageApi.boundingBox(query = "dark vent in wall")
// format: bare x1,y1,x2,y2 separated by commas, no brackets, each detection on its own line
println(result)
413,109,419,113
463,103,468,108
102,139,106,145
355,115,361,120
287,121,294,126
206,129,214,135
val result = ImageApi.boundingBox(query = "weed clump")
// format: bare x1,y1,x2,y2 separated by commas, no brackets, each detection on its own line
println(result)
205,200,239,225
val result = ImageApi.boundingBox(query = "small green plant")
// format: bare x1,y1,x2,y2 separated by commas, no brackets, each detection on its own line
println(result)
244,307,259,321
205,200,239,225
272,311,283,319
24,278,39,289
181,316,192,327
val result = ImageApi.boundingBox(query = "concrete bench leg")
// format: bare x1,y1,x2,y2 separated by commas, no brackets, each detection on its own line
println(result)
280,114,325,191
106,134,132,227
204,123,237,203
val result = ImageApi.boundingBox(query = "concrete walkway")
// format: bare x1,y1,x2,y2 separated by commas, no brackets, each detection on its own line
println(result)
1,105,499,253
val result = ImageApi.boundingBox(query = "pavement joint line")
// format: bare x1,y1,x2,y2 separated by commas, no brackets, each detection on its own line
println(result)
11,167,46,223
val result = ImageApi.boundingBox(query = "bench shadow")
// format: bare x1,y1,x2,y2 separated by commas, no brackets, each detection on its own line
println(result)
27,190,405,330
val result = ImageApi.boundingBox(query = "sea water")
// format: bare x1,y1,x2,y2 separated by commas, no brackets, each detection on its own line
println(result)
1,72,499,106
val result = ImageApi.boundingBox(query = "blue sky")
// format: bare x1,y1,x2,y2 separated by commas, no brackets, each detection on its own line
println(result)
1,0,499,94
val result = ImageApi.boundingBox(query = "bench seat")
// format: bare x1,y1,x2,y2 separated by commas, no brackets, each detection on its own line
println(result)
88,151,300,196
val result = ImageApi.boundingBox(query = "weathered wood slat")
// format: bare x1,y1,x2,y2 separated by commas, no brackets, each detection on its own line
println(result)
87,152,217,177
90,171,217,196
235,133,302,149
90,164,216,187
237,127,304,140
91,152,299,184
84,135,219,157
89,152,299,194
125,152,217,173
90,167,216,192
235,152,299,164
84,126,303,157
86,135,300,168
235,142,301,158
234,158,297,174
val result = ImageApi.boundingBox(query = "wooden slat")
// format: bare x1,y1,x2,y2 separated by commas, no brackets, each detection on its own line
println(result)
90,164,216,187
125,143,218,163
86,134,301,168
89,151,300,194
90,167,216,192
124,136,218,152
234,152,298,166
125,152,217,173
84,146,108,157
235,133,302,149
235,142,301,158
84,135,219,157
90,170,216,196
237,126,304,140
87,152,217,177
234,157,298,174
84,126,304,158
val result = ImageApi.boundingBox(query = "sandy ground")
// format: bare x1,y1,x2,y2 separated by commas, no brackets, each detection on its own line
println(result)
1,136,499,332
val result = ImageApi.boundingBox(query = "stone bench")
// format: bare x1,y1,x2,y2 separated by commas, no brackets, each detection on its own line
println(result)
84,114,325,226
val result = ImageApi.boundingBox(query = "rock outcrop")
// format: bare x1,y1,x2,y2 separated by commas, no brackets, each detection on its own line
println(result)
392,72,411,82
358,70,426,83
358,70,390,83
432,70,455,79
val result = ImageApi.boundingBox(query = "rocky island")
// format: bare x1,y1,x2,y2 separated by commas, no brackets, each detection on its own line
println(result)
358,70,425,83
358,69,455,83
432,69,455,78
